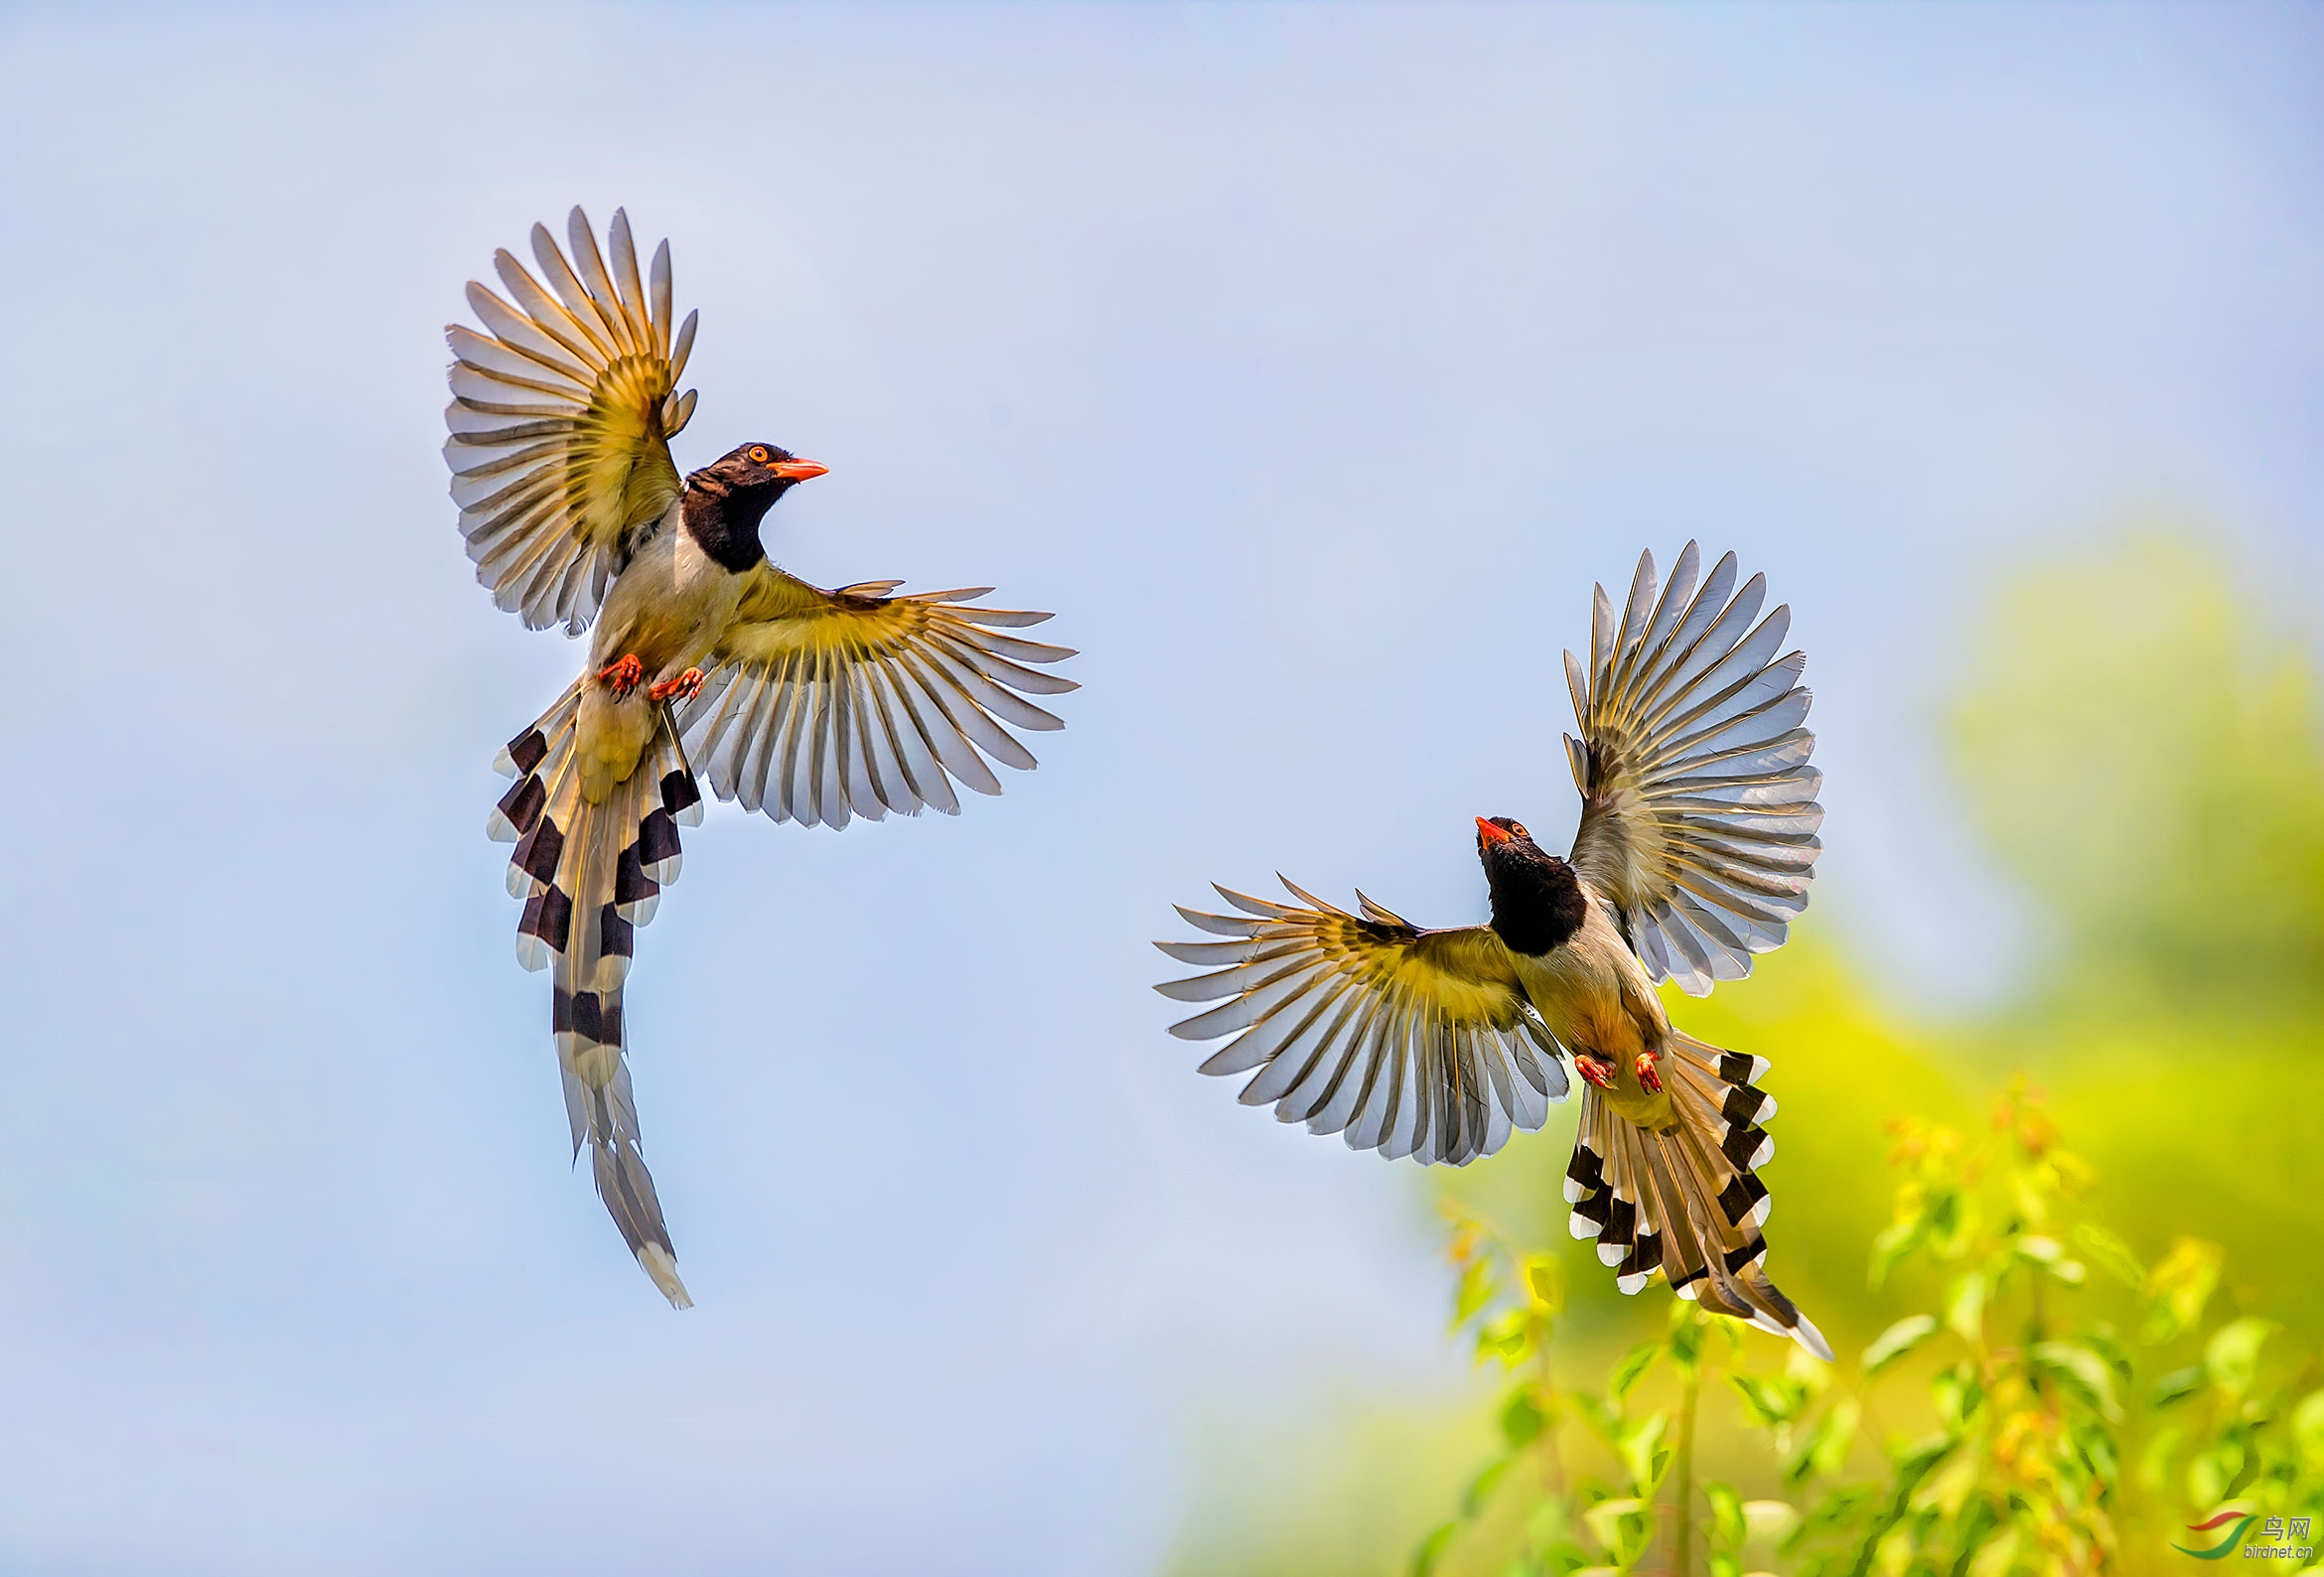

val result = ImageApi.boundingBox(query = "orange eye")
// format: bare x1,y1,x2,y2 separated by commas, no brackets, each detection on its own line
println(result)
1513,823,1528,838
747,445,770,463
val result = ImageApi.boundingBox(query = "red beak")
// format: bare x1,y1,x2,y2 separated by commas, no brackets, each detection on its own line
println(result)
770,458,829,482
1476,817,1513,847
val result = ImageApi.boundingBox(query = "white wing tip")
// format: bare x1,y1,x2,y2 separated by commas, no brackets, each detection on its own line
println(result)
638,1243,693,1309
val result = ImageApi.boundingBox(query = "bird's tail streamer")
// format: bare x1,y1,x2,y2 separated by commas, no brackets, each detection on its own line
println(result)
1562,1032,1829,1360
487,679,703,1307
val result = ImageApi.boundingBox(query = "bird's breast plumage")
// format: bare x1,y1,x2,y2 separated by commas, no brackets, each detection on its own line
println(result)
1514,898,1666,1058
576,518,748,802
589,519,747,678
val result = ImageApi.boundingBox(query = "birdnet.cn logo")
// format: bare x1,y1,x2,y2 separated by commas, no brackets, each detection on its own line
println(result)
2174,1509,2313,1561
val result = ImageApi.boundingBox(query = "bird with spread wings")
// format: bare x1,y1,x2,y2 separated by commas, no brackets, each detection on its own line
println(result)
1157,543,1830,1357
447,208,1075,1305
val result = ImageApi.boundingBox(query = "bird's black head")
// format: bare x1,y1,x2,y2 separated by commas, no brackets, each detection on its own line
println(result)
1475,815,1587,955
680,442,829,571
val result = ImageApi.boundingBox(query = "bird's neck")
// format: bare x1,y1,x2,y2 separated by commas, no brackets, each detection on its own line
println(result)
1487,854,1589,956
680,478,777,573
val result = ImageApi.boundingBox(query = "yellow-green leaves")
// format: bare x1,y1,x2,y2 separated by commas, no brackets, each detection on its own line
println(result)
2030,1341,2123,1421
1785,1396,1859,1487
1862,1315,1939,1377
1943,1272,1986,1345
1729,1370,1814,1436
2203,1317,2278,1400
2142,1236,2225,1343
1609,1340,1660,1402
2073,1221,2146,1289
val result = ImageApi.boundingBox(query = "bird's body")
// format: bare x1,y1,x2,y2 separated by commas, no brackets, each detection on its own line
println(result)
1480,824,1678,1127
448,209,1075,1303
1160,543,1829,1358
574,513,733,799
1511,917,1677,1131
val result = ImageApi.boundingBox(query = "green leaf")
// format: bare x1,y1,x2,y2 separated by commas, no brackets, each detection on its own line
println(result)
1708,1557,1742,1577
1729,1371,1809,1431
2136,1422,2184,1494
1460,1453,1517,1517
1931,1361,1984,1432
1521,1252,1566,1314
1616,1412,1669,1495
2141,1236,2223,1344
1454,1257,1498,1325
1743,1499,1801,1543
2030,1341,2122,1422
2073,1222,2146,1288
2016,1233,2063,1265
1476,1310,1532,1367
1889,1429,1955,1473
2149,1364,2204,1410
2291,1388,2324,1475
1861,1315,1939,1377
1786,1398,1859,1487
1609,1340,1661,1400
1669,1307,1706,1373
1943,1272,1986,1345
1501,1386,1547,1449
1867,1217,1924,1290
1581,1499,1653,1563
1703,1480,1746,1552
1411,1519,1461,1577
2083,1323,2133,1382
2204,1317,2277,1399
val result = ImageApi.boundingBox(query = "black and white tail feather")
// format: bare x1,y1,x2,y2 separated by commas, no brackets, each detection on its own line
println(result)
1564,1033,1828,1360
489,681,702,1307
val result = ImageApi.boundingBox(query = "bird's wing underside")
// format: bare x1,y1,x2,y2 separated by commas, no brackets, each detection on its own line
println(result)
674,566,1077,830
443,206,698,635
1156,882,1569,1166
1564,541,1823,996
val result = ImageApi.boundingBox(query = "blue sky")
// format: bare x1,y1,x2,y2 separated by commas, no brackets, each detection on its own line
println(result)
1,4,2318,1572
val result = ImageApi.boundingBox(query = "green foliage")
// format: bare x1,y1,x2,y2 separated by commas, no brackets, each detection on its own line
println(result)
1416,1084,2323,1577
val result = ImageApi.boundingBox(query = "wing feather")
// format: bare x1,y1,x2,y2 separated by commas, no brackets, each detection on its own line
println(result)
673,567,1075,827
1567,545,1823,995
1155,883,1571,1166
443,207,691,635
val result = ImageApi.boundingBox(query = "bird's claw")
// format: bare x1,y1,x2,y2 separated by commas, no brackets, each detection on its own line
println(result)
1574,1055,1618,1091
598,653,644,698
649,666,705,704
1635,1052,1664,1094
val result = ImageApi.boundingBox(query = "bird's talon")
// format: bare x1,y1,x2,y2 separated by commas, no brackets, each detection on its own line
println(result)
598,653,644,698
1635,1052,1664,1094
649,666,705,704
1575,1055,1617,1090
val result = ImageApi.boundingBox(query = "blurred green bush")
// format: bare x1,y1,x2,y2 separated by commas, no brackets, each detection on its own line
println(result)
1162,532,2324,1577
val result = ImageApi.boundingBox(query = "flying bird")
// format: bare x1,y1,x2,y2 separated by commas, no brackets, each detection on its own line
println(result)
446,207,1075,1305
1156,544,1829,1358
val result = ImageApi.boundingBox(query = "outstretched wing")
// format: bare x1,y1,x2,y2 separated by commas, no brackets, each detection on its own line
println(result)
1564,541,1823,996
444,206,699,635
1156,881,1569,1166
674,566,1077,830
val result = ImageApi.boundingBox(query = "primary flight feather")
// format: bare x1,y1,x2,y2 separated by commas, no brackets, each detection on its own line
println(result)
448,207,1076,1305
1157,542,1829,1359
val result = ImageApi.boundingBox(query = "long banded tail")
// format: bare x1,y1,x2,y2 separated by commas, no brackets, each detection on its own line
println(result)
1563,1032,1828,1360
488,680,702,1307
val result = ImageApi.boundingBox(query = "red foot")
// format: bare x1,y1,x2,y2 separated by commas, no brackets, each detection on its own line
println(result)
649,666,705,704
598,653,644,698
1575,1055,1618,1090
1635,1052,1664,1094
